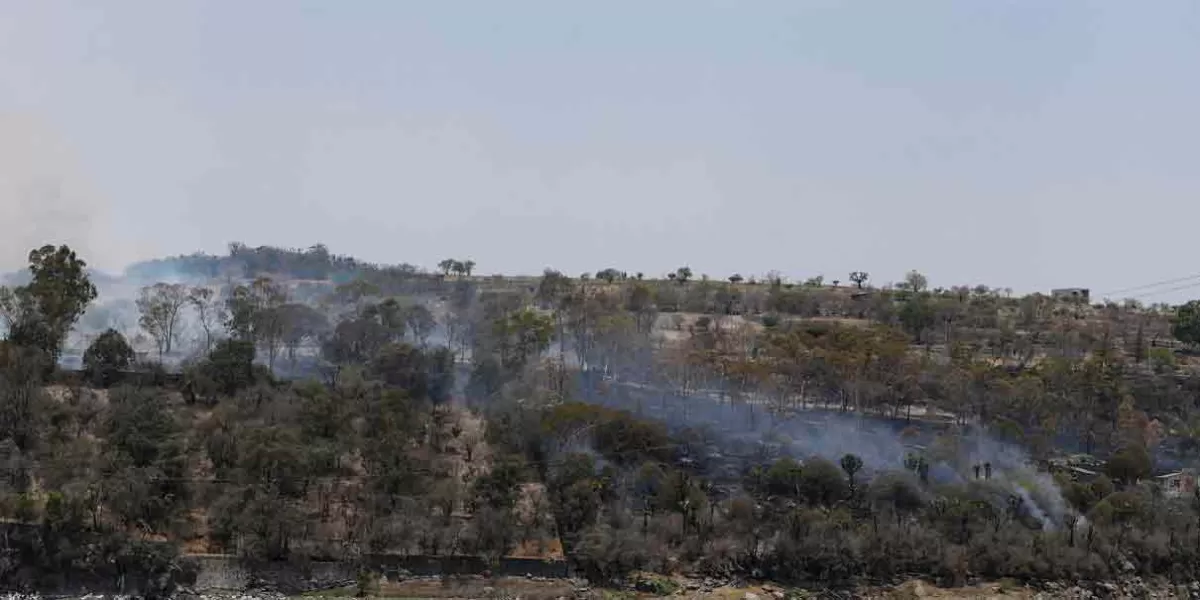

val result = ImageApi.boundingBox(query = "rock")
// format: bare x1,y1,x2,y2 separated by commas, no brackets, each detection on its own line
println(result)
744,593,761,600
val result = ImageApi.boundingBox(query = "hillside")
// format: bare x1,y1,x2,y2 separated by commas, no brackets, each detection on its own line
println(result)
3,244,1200,595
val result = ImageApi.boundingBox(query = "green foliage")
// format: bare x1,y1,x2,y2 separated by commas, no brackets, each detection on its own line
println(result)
596,268,623,284
1147,347,1176,372
798,458,848,506
543,403,672,466
197,338,260,398
13,241,1200,591
898,294,937,342
840,454,864,491
226,277,288,345
83,329,135,387
1,245,97,364
1172,300,1200,346
1104,445,1152,486
631,572,680,595
549,453,605,551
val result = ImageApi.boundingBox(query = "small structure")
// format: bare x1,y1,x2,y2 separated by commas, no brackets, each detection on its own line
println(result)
1153,470,1197,497
1047,454,1104,482
1051,287,1090,303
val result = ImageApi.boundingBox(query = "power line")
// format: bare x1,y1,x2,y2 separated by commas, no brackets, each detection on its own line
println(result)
1099,273,1200,298
1119,279,1200,301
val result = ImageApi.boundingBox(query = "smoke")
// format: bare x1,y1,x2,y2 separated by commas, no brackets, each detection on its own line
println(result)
576,360,1073,527
0,114,141,273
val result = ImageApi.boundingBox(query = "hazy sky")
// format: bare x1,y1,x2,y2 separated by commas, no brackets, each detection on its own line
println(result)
1,2,1197,299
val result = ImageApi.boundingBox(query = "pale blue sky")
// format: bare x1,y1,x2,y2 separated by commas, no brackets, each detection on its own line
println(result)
0,2,1197,299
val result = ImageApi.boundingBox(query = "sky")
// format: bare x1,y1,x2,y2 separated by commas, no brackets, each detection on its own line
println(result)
0,2,1197,300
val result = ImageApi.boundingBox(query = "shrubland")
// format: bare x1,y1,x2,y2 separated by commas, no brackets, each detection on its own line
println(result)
0,243,1198,593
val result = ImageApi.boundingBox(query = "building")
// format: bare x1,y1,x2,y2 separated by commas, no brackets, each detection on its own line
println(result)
1051,288,1090,303
1154,470,1197,497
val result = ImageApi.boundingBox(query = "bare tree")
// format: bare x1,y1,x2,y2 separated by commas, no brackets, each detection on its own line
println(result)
189,286,226,354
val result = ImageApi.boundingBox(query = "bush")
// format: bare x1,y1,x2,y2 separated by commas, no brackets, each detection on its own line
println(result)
82,329,135,387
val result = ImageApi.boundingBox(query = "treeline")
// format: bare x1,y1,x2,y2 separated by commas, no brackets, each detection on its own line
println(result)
123,243,390,283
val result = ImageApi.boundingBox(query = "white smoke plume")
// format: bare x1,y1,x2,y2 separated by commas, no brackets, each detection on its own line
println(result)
0,114,141,273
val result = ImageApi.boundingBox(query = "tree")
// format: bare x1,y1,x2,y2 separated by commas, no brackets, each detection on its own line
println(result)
902,270,928,294
83,329,135,387
1104,444,1152,486
188,287,226,354
462,260,476,276
200,339,258,396
322,305,396,366
675,267,693,284
438,259,456,277
491,309,555,375
798,458,848,507
137,283,190,359
277,303,329,369
840,454,864,496
729,274,744,284
102,387,188,533
1172,300,1200,347
898,294,937,344
765,457,804,499
536,269,573,308
849,271,869,289
596,269,622,284
1,245,97,363
226,277,288,368
404,303,437,348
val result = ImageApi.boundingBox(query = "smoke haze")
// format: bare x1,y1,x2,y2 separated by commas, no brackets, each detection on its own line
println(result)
0,114,140,273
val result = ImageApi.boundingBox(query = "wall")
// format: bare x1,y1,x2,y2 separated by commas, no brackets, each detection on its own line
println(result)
192,554,570,592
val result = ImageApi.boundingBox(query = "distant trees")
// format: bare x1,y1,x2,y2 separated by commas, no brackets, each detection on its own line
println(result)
596,268,623,284
674,267,693,284
438,259,477,277
536,269,573,308
137,283,190,359
277,303,329,369
849,271,869,289
901,270,929,294
226,277,288,368
188,287,226,354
